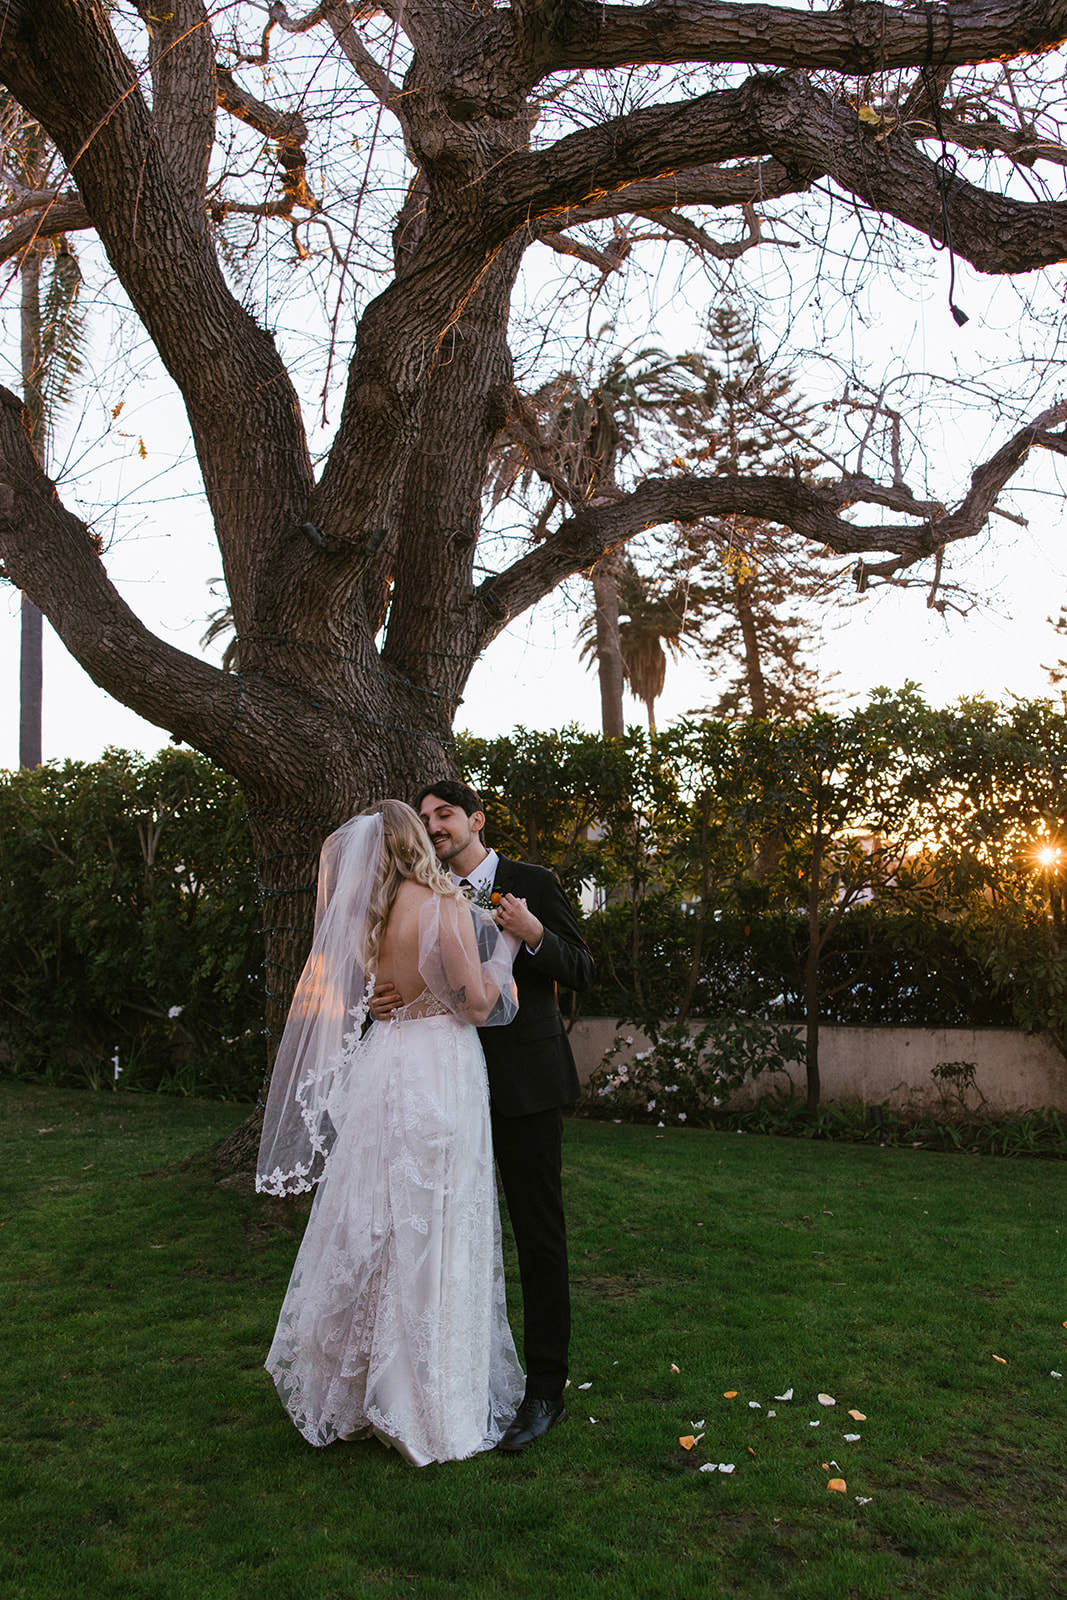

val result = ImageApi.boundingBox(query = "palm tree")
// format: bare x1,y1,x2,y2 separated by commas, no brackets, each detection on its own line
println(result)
3,99,84,766
647,304,847,719
491,350,705,735
579,559,699,733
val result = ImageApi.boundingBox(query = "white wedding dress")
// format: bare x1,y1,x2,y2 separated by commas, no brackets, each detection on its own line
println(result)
260,872,524,1466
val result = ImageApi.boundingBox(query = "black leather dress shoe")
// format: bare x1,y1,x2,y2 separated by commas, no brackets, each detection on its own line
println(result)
496,1396,567,1454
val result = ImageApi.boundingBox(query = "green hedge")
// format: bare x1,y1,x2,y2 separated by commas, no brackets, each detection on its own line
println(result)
0,736,1054,1101
582,897,1015,1027
0,750,263,1098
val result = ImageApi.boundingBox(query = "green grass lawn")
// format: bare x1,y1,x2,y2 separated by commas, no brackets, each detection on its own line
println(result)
1,1081,1064,1600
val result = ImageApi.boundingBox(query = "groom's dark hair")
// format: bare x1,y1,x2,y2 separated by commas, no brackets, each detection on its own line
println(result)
415,779,485,825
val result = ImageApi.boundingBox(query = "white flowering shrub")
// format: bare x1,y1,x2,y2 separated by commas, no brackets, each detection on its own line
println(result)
584,1015,805,1126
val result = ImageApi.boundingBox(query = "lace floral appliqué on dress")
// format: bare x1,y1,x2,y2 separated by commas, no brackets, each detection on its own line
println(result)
265,1008,523,1464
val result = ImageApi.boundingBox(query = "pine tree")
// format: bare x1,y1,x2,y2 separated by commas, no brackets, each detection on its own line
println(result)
652,304,846,720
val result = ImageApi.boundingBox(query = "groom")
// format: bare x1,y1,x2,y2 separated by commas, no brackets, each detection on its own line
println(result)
370,779,593,1453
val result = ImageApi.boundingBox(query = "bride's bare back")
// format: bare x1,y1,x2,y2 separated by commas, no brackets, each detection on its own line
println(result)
375,880,436,1003
376,880,503,1023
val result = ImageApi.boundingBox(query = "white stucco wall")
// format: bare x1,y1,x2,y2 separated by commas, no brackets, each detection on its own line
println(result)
569,1019,1067,1114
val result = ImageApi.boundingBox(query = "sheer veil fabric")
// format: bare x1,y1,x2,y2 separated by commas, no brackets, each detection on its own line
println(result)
255,813,524,1464
256,813,383,1199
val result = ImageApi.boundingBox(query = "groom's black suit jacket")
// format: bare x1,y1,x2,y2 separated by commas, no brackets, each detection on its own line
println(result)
477,855,593,1119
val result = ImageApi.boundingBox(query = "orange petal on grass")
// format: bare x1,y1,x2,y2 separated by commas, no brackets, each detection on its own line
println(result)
992,1354,1008,1364
723,1391,738,1399
827,1478,847,1494
679,1436,696,1450
847,1410,866,1421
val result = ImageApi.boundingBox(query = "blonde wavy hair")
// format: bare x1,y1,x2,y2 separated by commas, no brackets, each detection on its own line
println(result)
360,798,463,970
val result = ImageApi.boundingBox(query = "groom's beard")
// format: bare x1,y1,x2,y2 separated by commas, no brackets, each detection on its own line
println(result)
428,825,478,867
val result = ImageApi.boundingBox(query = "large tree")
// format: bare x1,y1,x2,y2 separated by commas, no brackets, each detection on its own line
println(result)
1,0,1066,1061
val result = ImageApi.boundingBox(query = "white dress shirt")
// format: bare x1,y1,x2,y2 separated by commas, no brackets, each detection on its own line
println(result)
450,849,498,901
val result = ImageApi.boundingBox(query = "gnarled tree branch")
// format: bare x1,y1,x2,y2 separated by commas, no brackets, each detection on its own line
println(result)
486,72,1067,276
477,401,1067,637
0,384,335,778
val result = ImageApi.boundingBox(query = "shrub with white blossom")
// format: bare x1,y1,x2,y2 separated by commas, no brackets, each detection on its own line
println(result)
584,1014,805,1127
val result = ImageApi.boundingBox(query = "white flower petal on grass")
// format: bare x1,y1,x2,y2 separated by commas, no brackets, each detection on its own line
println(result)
588,1416,598,1424
748,1401,761,1409
817,1393,836,1407
767,1410,776,1418
1052,1372,1063,1380
773,1388,794,1401
855,1496,873,1505
809,1420,820,1427
718,1463,736,1474
843,1433,861,1442
670,1363,680,1373
691,1419,705,1430
698,1462,717,1474
578,1382,592,1390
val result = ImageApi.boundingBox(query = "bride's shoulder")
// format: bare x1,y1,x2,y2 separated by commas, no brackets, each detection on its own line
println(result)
394,879,435,906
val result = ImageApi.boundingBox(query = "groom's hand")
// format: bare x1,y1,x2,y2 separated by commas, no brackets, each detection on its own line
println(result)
494,893,543,952
369,981,402,1021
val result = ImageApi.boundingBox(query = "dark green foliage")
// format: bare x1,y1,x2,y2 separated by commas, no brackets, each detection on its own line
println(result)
6,698,1067,1104
0,749,263,1097
583,902,1015,1027
716,1090,1067,1158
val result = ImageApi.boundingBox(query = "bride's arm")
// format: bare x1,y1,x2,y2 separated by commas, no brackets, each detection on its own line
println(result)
419,895,518,1026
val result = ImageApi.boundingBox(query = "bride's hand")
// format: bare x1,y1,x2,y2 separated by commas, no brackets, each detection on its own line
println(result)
368,981,402,1021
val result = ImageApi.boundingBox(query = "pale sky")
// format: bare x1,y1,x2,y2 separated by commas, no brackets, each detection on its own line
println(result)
3,182,1065,770
1,495,1063,771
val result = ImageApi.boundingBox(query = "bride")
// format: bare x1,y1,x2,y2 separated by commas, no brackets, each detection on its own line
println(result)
256,800,524,1465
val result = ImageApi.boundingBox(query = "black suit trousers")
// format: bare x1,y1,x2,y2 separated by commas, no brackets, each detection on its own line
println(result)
490,1103,569,1401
